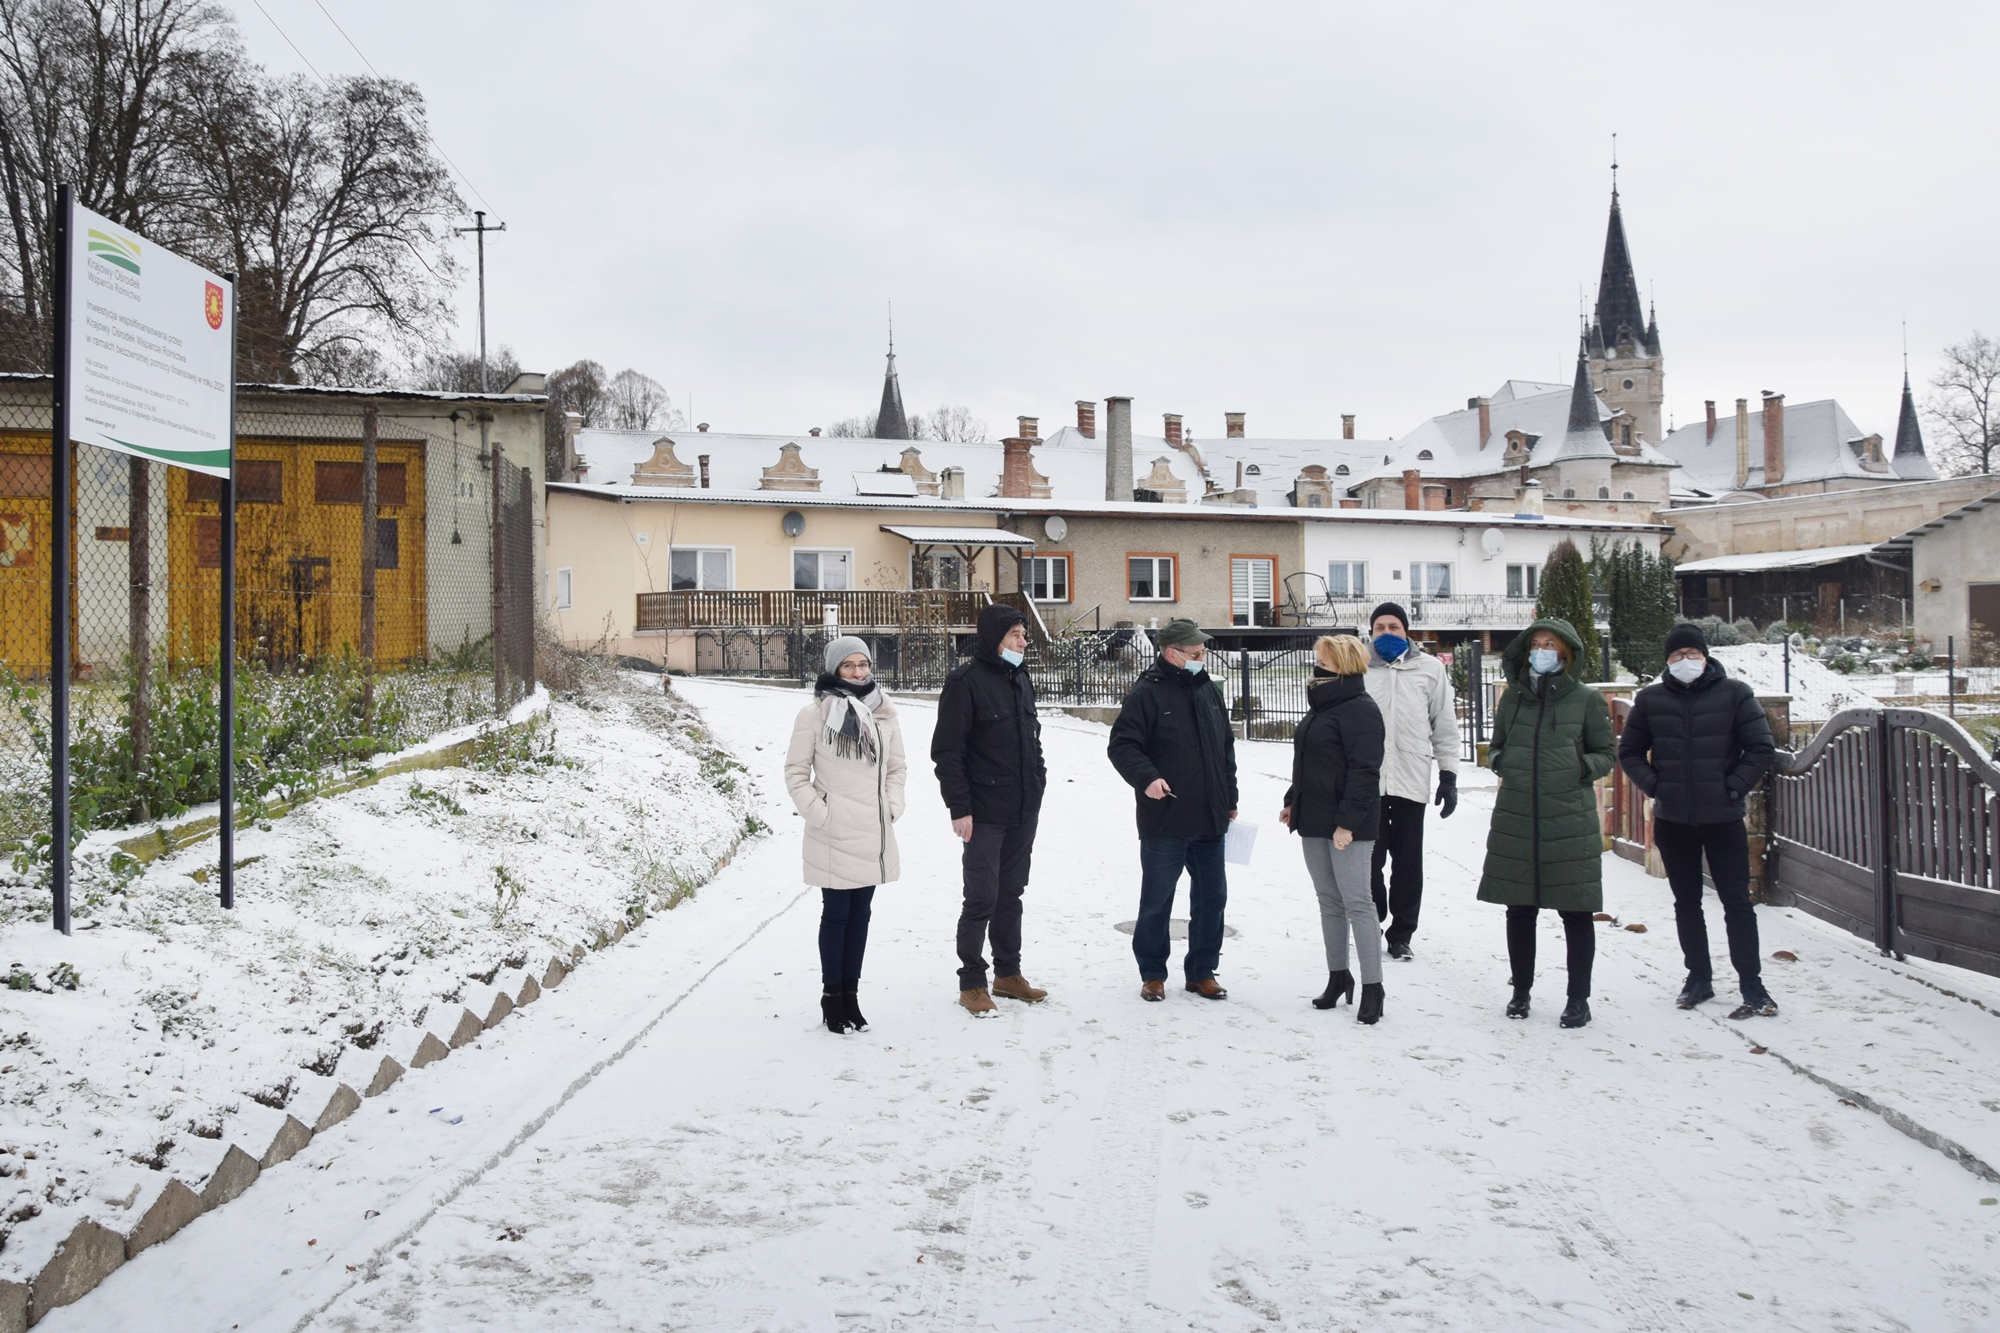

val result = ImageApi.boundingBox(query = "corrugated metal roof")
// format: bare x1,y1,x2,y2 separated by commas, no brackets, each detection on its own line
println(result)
1674,543,1879,575
880,526,1036,546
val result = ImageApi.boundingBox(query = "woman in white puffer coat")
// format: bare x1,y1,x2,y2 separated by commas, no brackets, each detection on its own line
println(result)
785,635,906,1034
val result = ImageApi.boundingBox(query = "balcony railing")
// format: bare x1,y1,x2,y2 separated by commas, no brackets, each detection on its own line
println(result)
636,588,991,632
1285,594,1553,631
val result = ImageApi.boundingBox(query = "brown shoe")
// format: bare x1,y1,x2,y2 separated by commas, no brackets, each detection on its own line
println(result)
993,974,1047,1003
1185,977,1229,1000
1140,980,1165,1002
959,987,996,1016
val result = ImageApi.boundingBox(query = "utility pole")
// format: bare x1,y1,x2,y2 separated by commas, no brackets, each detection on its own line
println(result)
453,210,507,710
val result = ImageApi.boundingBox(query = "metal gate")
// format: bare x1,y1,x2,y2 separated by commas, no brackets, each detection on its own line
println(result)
1771,707,2000,977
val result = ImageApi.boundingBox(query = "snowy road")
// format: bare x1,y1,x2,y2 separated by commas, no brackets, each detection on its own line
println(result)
57,678,2000,1331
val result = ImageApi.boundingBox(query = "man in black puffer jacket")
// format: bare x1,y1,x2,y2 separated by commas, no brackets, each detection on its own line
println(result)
933,604,1049,1015
1618,623,1779,1018
1107,618,1239,1001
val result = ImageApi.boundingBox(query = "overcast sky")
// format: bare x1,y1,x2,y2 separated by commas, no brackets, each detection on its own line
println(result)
238,1,1998,445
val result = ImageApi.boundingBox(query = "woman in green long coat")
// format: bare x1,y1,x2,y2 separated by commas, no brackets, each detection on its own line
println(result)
1478,617,1616,1029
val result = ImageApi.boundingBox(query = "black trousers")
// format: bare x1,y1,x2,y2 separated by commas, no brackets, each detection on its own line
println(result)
1505,905,1596,998
957,817,1038,987
1370,795,1426,945
1653,817,1762,989
818,886,874,988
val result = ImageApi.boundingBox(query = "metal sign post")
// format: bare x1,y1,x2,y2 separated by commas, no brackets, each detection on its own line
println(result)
49,185,74,934
54,192,237,925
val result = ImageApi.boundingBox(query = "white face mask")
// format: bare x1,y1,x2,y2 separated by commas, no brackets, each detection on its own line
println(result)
1667,657,1706,684
999,647,1024,667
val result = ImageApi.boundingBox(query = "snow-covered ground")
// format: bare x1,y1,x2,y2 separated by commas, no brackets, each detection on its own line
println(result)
38,678,2000,1331
0,675,754,1302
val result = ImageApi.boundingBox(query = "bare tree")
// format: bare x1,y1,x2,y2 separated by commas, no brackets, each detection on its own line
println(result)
913,403,988,442
1925,331,2000,476
169,66,462,382
0,0,225,367
601,367,683,431
543,358,606,479
826,414,876,437
416,343,523,393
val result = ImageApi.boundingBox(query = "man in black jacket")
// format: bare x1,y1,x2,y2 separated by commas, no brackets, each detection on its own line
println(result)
933,604,1049,1016
1107,618,1240,1001
1617,622,1780,1018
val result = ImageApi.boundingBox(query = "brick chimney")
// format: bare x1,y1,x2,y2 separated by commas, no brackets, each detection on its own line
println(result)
1341,414,1356,440
698,454,710,489
1164,414,1183,449
1075,401,1096,438
1018,415,1039,441
1104,396,1133,502
1761,391,1786,485
1735,398,1750,489
1704,400,1717,443
1002,437,1034,498
1476,397,1492,449
1225,412,1245,438
809,426,821,436
1402,468,1421,510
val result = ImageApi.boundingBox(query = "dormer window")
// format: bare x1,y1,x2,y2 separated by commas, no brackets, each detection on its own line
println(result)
1245,464,1261,475
1598,486,1611,499
1335,464,1350,476
1417,450,1433,461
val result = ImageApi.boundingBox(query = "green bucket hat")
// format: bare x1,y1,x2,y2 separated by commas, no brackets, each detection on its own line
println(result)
1158,617,1211,648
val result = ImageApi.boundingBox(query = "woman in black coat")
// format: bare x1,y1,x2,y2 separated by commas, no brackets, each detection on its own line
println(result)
1281,634,1388,1023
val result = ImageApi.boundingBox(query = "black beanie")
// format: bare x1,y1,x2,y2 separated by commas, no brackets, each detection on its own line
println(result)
1370,602,1410,634
1664,622,1709,658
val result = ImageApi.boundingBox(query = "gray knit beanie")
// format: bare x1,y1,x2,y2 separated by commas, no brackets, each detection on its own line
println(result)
824,635,872,674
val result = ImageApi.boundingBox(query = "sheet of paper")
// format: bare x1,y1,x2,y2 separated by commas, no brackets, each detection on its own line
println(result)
1224,818,1258,865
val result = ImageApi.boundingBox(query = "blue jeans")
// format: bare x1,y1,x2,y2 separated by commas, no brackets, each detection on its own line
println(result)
1134,835,1228,983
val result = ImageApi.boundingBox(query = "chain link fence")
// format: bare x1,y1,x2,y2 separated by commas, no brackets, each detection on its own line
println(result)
0,390,535,859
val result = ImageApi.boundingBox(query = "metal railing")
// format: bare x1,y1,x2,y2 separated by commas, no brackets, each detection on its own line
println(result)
637,588,989,632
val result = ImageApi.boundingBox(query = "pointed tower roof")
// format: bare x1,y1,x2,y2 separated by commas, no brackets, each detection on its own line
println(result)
875,328,911,440
1555,337,1617,461
1892,371,1936,479
1588,187,1652,357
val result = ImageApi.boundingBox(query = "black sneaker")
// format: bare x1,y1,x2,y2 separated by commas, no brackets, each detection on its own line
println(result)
1386,939,1414,961
1505,986,1531,1020
1676,976,1715,1010
1730,989,1779,1019
1559,997,1592,1029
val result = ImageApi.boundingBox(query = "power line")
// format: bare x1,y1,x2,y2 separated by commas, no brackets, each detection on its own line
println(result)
246,0,501,219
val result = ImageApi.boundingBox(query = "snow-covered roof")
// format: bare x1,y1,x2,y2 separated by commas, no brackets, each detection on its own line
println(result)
1349,379,1677,486
1660,397,1934,493
1674,543,1880,575
879,525,1037,546
1875,487,2000,554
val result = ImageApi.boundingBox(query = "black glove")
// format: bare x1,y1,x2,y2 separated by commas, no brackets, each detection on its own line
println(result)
1434,770,1458,819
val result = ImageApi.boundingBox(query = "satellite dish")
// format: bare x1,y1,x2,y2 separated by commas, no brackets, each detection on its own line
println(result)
1045,515,1068,542
782,510,805,537
1480,527,1506,560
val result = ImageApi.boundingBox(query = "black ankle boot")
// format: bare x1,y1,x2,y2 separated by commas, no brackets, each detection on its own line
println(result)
1356,982,1384,1025
1560,996,1592,1029
820,987,850,1035
1312,969,1355,1010
1505,985,1531,1020
841,983,869,1032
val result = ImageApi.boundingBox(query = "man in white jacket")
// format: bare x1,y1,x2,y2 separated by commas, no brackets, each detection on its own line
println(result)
1362,602,1461,960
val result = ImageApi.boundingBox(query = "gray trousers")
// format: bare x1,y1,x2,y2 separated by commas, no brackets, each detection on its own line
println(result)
1302,836,1381,984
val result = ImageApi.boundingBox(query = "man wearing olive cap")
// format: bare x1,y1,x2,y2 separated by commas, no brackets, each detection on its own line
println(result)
1107,617,1240,1001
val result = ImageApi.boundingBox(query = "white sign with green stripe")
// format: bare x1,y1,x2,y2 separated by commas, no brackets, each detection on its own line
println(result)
66,201,234,477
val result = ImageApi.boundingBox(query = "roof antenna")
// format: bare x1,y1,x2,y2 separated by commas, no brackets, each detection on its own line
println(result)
887,300,895,358
1610,132,1619,197
1902,319,1910,380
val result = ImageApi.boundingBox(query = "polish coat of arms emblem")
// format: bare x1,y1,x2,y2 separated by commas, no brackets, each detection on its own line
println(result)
204,281,224,330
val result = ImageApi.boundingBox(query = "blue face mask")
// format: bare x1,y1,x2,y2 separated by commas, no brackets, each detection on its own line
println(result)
1373,634,1409,662
999,647,1024,667
1529,647,1562,676
1183,656,1205,675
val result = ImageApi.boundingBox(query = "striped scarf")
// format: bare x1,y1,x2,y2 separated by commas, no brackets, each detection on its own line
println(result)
815,674,884,764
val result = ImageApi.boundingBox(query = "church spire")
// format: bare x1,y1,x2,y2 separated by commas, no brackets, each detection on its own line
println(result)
1893,367,1926,462
874,306,910,440
1567,335,1601,435
1589,182,1649,357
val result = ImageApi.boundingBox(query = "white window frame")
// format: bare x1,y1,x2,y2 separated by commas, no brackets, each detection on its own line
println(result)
1506,563,1540,600
1326,560,1367,598
554,566,574,610
1410,561,1454,598
670,546,733,592
911,549,973,591
1231,556,1276,627
792,547,854,592
1024,554,1070,603
1128,555,1176,602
